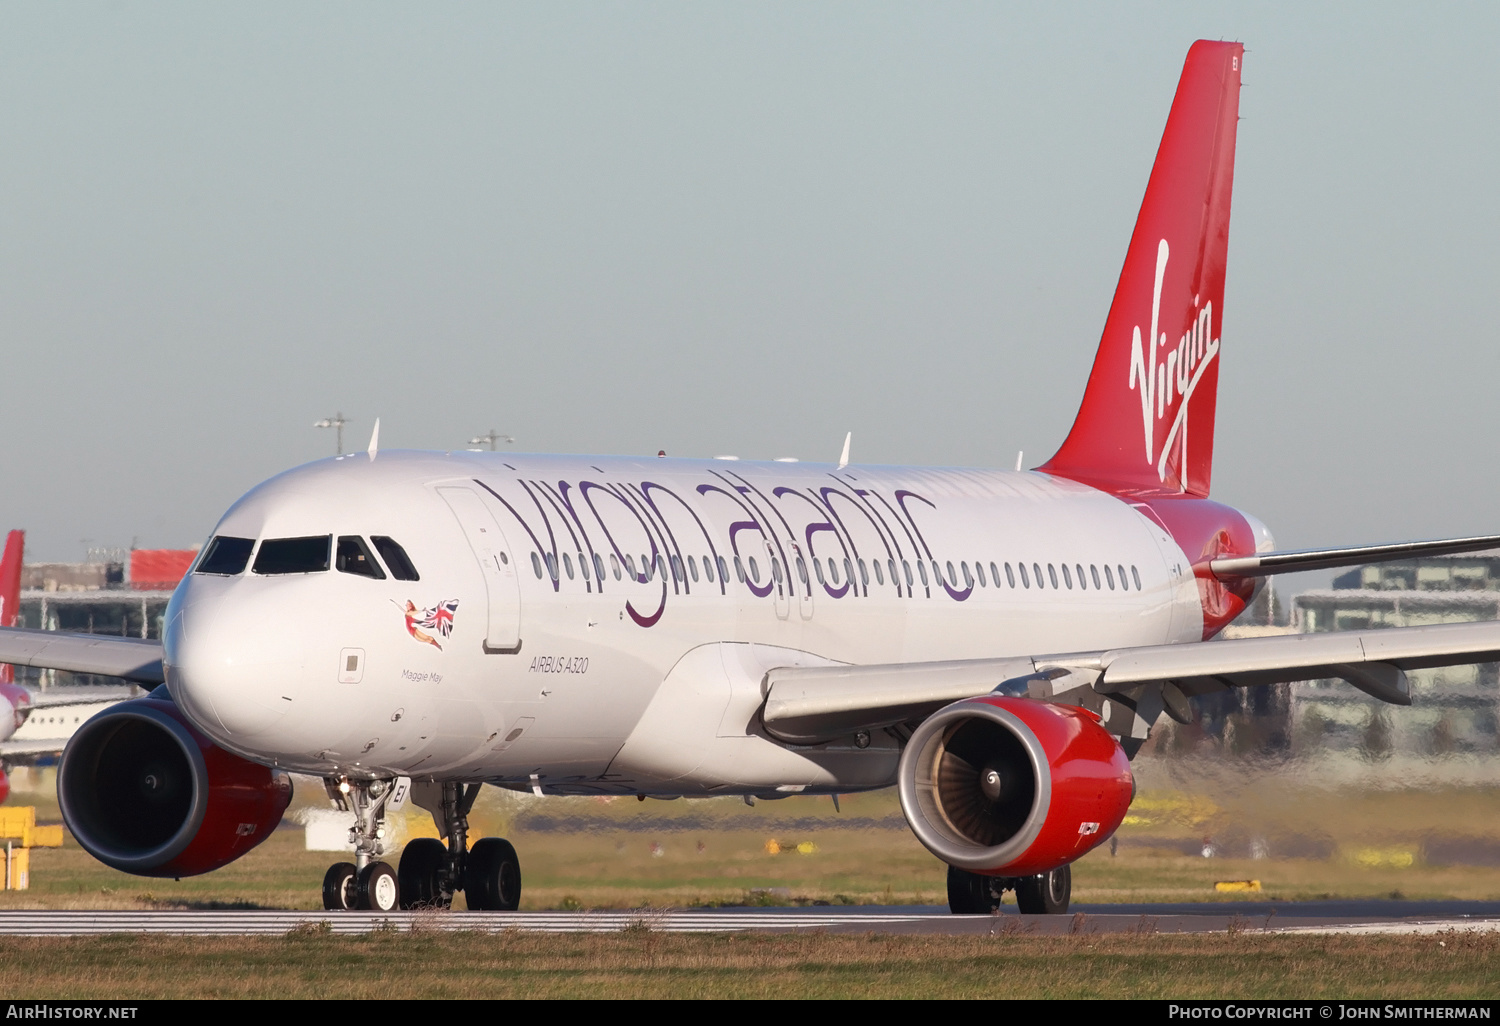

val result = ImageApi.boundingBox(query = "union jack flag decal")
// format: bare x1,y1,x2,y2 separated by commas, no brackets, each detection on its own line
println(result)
399,599,459,650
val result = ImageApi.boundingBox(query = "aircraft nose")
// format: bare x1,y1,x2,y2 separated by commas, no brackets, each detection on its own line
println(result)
164,580,308,741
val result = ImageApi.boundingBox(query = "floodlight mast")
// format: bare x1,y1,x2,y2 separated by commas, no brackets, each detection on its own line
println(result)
313,413,349,455
467,430,514,451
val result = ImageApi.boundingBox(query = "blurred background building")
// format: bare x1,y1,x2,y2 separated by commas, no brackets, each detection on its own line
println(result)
16,547,196,688
1291,553,1500,763
1152,553,1500,769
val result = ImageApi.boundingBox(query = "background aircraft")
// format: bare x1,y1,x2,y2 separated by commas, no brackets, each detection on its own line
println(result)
0,531,134,801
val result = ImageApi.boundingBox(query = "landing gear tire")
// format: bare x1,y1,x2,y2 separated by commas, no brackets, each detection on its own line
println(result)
322,862,357,911
357,861,400,912
466,837,521,911
947,865,1007,914
1015,864,1071,914
399,838,452,910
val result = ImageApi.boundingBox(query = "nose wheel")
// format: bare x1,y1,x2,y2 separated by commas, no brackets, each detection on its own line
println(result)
322,862,357,911
357,862,400,912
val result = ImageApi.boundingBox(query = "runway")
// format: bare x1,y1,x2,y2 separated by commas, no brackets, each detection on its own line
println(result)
0,902,1497,937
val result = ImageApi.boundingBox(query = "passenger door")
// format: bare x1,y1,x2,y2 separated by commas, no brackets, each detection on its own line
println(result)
437,486,522,653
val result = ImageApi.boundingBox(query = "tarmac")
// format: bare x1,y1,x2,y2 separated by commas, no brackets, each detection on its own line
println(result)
0,901,1496,936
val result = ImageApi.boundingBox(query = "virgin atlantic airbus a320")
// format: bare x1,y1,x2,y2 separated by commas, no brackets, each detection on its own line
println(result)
6,41,1498,916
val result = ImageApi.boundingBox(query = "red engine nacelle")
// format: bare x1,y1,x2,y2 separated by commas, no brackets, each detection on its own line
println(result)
897,696,1133,877
58,689,292,877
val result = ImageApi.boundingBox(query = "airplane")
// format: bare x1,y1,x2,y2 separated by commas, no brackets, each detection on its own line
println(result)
5,39,1500,916
0,531,135,802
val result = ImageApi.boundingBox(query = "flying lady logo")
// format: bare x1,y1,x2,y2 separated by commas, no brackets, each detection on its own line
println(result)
396,599,459,650
1127,239,1220,482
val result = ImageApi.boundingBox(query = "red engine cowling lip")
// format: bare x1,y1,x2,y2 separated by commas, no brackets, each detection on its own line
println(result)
897,695,1133,876
58,699,211,874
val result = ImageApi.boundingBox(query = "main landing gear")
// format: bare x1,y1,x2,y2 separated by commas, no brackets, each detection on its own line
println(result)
399,781,522,911
319,778,524,912
947,863,1072,915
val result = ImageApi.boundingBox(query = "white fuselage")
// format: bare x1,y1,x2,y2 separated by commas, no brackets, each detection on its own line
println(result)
163,450,1209,795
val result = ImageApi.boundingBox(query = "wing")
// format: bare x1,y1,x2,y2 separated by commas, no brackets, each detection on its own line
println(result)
760,618,1500,750
0,626,164,684
0,738,79,758
28,685,139,708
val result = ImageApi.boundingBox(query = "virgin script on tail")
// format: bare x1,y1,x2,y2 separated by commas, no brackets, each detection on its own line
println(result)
1127,238,1220,481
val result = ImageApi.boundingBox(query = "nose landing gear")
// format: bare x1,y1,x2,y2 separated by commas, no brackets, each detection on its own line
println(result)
320,776,402,912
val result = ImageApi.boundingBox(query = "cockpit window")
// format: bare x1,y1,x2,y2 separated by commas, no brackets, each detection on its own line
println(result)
371,536,420,581
336,536,386,579
196,536,255,576
252,536,331,575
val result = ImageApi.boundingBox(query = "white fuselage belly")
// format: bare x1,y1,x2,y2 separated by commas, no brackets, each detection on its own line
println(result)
163,452,1203,793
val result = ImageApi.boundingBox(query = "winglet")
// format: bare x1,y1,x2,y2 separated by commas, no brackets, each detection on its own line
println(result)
838,432,851,470
367,419,380,461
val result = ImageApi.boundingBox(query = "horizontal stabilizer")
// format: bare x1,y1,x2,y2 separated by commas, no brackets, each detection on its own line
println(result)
0,627,164,684
1209,534,1500,579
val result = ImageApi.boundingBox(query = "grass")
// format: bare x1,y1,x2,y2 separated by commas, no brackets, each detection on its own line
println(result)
0,930,1495,999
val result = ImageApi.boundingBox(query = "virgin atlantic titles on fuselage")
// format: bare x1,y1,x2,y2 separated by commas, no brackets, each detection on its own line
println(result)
19,41,1500,916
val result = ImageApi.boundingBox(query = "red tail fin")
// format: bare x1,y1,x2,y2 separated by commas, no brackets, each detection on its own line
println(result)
1040,41,1243,497
0,531,22,686
0,531,21,630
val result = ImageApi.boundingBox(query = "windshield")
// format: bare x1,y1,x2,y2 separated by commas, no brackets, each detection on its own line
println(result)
336,536,386,579
252,536,331,575
195,536,255,576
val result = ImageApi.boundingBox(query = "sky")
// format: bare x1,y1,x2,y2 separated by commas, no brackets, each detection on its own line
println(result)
0,3,1496,574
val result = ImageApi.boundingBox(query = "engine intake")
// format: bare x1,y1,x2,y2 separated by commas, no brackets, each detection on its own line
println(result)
59,689,292,877
897,696,1132,876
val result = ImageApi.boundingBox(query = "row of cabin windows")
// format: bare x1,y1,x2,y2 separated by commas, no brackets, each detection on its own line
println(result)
528,548,1142,594
195,534,420,581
